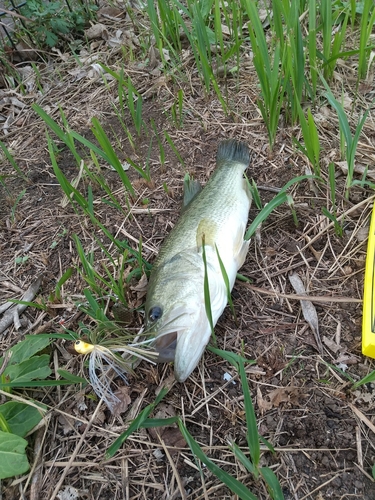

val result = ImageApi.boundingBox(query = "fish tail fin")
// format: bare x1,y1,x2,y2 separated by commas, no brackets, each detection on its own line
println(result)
216,139,251,169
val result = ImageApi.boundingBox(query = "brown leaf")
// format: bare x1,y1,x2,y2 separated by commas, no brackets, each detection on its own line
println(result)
130,273,148,307
265,387,307,408
112,386,132,416
288,272,322,353
130,273,148,293
58,415,74,435
323,335,342,354
257,387,272,414
97,6,125,20
148,403,186,452
84,23,109,41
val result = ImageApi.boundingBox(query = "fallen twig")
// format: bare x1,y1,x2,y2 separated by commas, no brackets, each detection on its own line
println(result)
0,274,43,334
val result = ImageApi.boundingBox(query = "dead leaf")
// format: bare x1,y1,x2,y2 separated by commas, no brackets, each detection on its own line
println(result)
257,387,272,413
85,23,109,41
267,387,307,408
97,6,125,20
112,386,132,416
67,67,88,82
57,486,79,500
16,65,36,92
148,403,186,451
356,226,369,242
335,353,360,365
288,272,323,353
51,47,70,62
155,373,176,395
130,273,148,293
130,273,148,305
337,160,375,181
323,335,342,354
58,415,74,435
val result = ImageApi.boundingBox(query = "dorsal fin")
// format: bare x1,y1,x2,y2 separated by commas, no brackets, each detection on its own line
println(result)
182,173,202,211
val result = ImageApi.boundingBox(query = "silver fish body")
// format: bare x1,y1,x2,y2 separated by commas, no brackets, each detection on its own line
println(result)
145,140,252,381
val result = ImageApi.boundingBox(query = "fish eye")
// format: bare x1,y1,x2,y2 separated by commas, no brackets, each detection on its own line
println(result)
149,306,162,322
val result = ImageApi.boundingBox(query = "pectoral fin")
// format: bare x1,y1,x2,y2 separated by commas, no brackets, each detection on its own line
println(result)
233,222,250,269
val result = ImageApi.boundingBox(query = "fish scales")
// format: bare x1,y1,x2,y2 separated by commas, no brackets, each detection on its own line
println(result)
145,139,252,382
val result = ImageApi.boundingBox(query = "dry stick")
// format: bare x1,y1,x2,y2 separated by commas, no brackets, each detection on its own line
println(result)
244,283,362,303
25,415,52,500
0,351,12,377
299,194,375,253
248,257,314,283
354,462,375,482
349,403,375,435
299,472,346,500
0,274,43,334
49,401,103,500
356,426,363,469
0,389,48,414
157,434,187,500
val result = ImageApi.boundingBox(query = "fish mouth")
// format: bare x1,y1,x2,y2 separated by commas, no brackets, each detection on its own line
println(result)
153,332,177,362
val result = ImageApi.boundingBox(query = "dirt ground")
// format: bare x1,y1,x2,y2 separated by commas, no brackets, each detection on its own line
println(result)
1,4,375,500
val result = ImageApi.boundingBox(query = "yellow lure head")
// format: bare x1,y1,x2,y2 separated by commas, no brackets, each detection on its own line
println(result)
74,340,95,355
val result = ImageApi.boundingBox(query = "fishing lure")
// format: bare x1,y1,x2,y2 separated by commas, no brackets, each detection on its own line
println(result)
74,337,158,413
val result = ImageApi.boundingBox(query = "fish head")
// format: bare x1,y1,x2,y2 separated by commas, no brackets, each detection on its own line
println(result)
145,271,212,382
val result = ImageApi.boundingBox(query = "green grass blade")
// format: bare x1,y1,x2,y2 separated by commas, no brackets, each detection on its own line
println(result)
328,162,336,209
0,379,81,388
164,132,184,165
137,417,179,428
0,142,27,180
207,346,256,367
229,441,257,475
53,268,74,301
245,191,287,240
321,0,332,79
47,134,88,211
56,370,87,383
177,418,258,500
308,0,317,98
215,245,236,322
105,387,169,458
247,177,262,209
352,369,375,390
202,238,216,343
260,467,285,500
359,0,374,79
91,117,135,195
33,104,82,165
321,76,352,151
238,357,260,468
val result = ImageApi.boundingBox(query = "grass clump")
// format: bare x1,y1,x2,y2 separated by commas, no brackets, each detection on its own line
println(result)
18,0,97,48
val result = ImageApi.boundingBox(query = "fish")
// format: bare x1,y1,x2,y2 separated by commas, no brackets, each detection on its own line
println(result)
144,139,252,382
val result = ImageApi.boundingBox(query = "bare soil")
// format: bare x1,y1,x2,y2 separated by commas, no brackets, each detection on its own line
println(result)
1,5,375,500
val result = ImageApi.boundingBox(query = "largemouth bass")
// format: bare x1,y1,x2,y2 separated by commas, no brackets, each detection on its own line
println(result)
145,139,252,382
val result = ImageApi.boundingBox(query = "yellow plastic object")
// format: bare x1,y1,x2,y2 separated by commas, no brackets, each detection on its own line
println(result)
363,203,375,359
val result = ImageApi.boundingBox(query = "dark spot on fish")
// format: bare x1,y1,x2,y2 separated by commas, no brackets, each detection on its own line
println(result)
149,306,163,322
